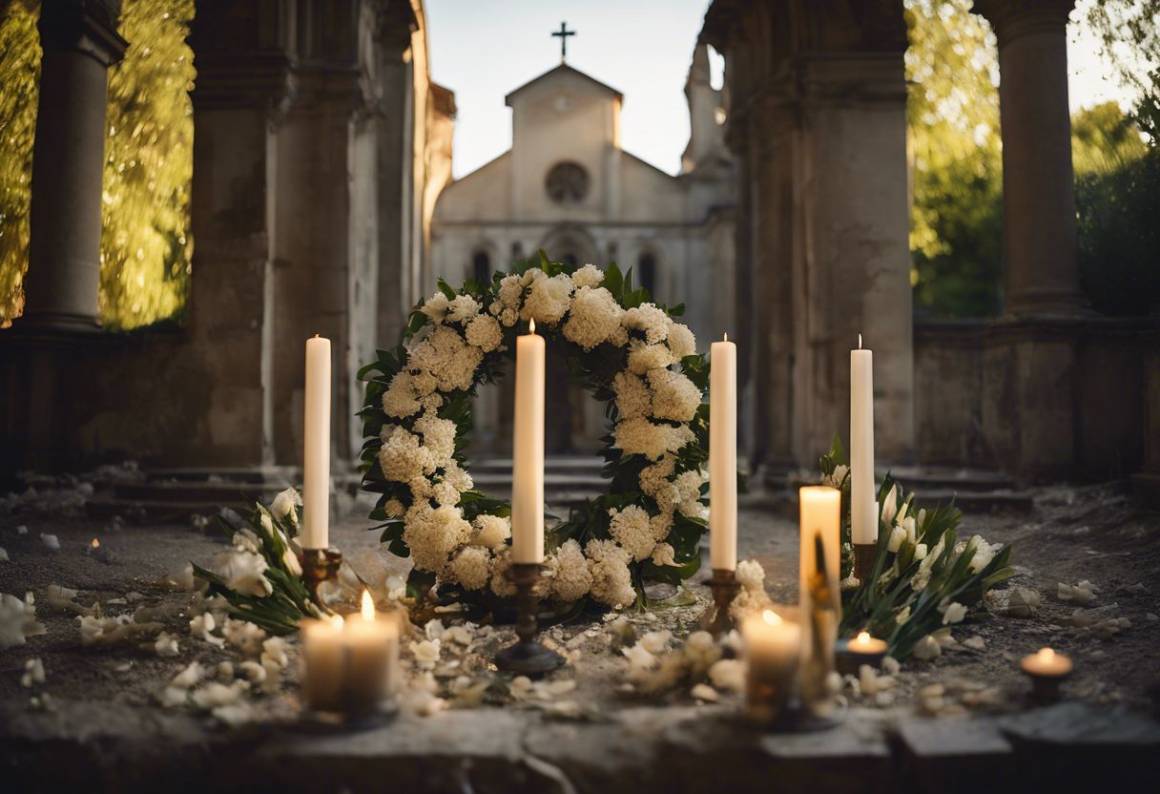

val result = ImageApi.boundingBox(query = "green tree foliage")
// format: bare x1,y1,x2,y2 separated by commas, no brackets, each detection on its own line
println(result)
1085,0,1160,138
0,0,193,329
905,0,1004,318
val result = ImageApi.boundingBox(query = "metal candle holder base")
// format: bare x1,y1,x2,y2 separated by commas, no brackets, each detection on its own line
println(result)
301,547,343,606
495,563,564,676
701,568,741,637
853,543,877,584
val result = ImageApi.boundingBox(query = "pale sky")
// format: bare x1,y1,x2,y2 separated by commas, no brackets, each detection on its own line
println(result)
425,0,1140,180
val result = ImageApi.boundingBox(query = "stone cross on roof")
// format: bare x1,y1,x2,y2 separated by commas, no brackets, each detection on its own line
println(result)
552,21,576,62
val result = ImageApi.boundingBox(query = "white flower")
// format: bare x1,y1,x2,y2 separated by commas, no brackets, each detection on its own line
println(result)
622,642,657,672
223,617,267,657
881,484,898,525
449,546,491,590
585,539,636,607
270,488,301,525
218,550,273,597
612,371,652,420
735,559,766,591
21,657,45,688
666,321,696,358
282,548,302,577
552,539,593,601
627,340,676,374
887,525,907,553
473,514,511,549
446,294,480,323
520,272,573,325
622,303,670,344
650,542,680,567
913,543,928,561
571,264,604,288
0,592,44,650
409,326,482,392
385,499,405,519
613,417,695,461
490,550,517,597
190,612,225,647
638,456,675,497
232,528,262,554
895,605,911,625
261,636,290,670
608,505,656,561
900,515,917,545
648,369,701,422
420,292,450,323
465,314,502,352
966,535,998,573
941,601,968,625
563,286,622,350
826,464,849,488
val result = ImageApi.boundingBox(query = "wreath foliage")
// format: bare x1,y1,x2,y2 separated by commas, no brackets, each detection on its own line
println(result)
359,255,718,613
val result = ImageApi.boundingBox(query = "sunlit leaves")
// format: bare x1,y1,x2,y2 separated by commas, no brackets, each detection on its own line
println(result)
0,0,193,329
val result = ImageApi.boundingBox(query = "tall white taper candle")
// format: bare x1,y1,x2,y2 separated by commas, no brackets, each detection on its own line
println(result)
850,334,876,545
710,333,737,571
512,320,545,564
302,335,331,550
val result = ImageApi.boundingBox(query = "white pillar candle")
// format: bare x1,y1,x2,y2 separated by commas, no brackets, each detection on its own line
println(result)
302,335,331,550
710,333,737,571
743,608,802,722
299,592,399,714
799,486,842,623
512,320,545,564
850,334,876,545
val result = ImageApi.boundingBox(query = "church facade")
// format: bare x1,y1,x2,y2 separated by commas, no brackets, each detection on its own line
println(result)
430,48,735,453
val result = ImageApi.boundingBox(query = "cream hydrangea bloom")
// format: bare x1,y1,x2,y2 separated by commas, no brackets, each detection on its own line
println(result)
403,504,472,572
490,550,517,597
420,292,450,323
381,373,422,418
552,539,593,601
409,326,482,392
638,456,676,498
473,514,511,549
627,340,676,375
623,303,670,344
465,314,502,352
612,371,651,419
571,264,604,288
666,321,696,358
586,539,636,607
648,369,701,422
613,417,695,461
378,426,435,482
446,294,480,323
608,505,656,561
413,412,456,467
563,286,622,350
650,542,680,567
520,272,573,325
450,546,491,590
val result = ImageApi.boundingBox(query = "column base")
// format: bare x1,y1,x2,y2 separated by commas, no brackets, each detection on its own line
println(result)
16,310,101,335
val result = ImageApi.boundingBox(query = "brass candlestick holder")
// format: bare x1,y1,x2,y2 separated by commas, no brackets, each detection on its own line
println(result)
301,547,343,606
853,543,876,584
495,563,564,676
701,568,741,636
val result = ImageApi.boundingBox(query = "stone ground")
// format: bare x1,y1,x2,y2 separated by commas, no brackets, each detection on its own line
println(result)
1,482,1159,792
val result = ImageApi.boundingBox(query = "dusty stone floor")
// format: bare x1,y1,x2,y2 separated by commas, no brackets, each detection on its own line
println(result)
1,481,1159,792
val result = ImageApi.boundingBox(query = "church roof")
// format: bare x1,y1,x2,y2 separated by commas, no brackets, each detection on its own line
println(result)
504,63,623,106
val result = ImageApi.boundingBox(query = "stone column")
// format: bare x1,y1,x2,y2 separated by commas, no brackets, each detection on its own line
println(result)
21,0,127,331
975,0,1084,318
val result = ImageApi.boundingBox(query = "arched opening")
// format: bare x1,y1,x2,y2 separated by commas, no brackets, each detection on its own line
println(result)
471,249,491,286
638,251,658,298
510,241,524,264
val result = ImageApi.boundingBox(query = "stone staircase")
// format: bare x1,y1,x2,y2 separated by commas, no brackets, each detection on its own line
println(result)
765,465,1033,513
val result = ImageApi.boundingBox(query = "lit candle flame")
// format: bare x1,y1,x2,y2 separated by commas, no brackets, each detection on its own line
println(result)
331,614,345,629
856,630,872,645
361,590,375,622
858,333,863,349
90,538,100,549
761,609,781,626
723,331,728,342
529,318,536,334
1038,647,1055,661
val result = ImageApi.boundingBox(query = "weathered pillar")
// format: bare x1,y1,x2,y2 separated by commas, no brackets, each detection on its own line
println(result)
21,0,127,331
975,0,1084,317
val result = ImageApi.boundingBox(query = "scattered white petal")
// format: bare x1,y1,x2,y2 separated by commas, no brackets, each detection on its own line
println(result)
21,658,45,688
691,683,719,702
40,533,60,551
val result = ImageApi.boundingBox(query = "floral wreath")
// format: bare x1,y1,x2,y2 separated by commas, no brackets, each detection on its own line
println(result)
359,255,713,611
